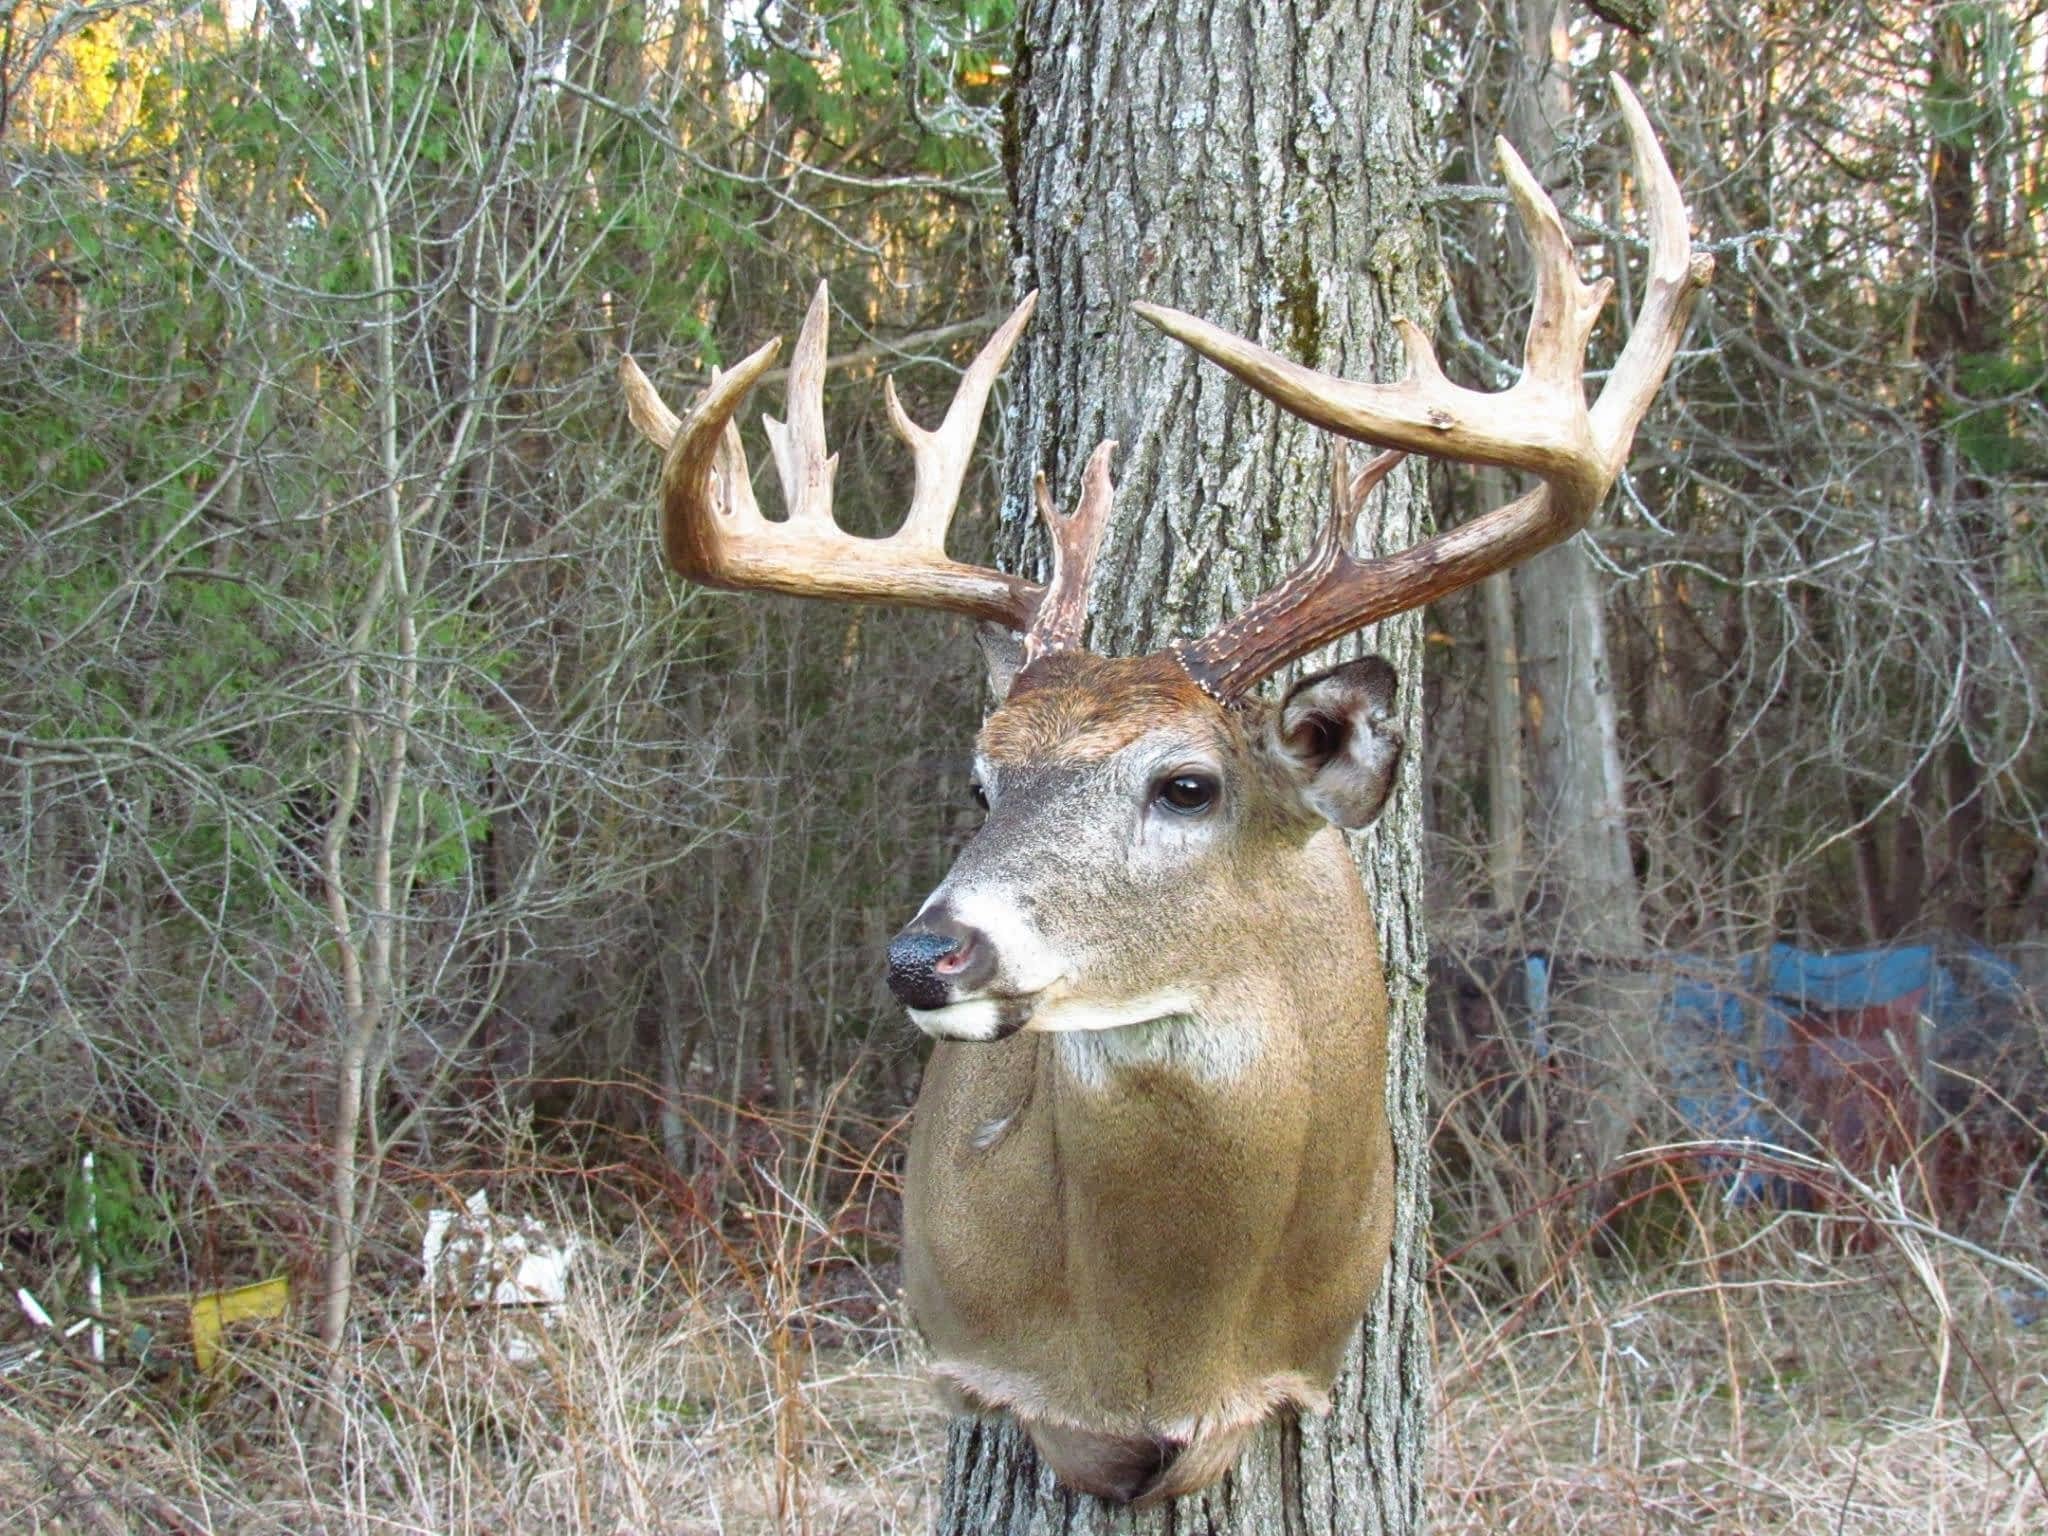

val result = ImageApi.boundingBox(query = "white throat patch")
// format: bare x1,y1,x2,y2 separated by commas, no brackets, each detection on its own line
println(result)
1054,1012,1257,1090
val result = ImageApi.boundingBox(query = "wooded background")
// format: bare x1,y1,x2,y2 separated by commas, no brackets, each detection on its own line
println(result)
2,1,2044,1530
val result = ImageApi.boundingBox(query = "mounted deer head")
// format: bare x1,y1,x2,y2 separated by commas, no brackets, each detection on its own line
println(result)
620,77,1709,1506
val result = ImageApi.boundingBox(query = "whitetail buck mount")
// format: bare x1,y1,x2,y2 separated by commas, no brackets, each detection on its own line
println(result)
620,79,1709,1507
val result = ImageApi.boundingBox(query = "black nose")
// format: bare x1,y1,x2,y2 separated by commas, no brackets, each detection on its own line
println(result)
887,910,993,1010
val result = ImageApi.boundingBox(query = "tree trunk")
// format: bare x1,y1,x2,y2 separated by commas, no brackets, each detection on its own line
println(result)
1505,0,1646,961
1921,7,2004,942
1471,1,1654,1210
1481,536,1527,916
932,1,1433,1529
1515,543,1642,953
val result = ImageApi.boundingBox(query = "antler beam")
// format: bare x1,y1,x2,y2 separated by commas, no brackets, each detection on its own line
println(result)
1140,76,1714,700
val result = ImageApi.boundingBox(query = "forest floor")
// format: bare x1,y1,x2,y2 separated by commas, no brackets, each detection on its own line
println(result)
2,1173,2044,1534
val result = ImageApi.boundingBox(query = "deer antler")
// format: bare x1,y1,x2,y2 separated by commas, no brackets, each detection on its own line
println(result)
1022,440,1117,667
621,284,1089,632
1137,76,1714,700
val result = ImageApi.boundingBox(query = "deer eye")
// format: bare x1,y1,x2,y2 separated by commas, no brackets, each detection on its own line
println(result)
970,781,989,811
1153,771,1219,816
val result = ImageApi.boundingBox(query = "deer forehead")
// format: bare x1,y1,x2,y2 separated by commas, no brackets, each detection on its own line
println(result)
977,651,1246,769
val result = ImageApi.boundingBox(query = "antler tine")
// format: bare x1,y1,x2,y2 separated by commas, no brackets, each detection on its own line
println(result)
616,288,1046,629
1494,137,1612,409
762,283,838,526
1592,75,1718,453
1021,440,1118,668
1132,128,1608,495
622,338,782,576
888,292,1040,551
1144,75,1712,699
1331,445,1407,555
1168,446,1404,694
620,353,684,450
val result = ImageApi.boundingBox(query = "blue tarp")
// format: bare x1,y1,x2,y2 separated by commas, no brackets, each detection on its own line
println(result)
1659,943,2024,1203
1754,942,2020,1023
1443,941,2024,1204
1661,953,1789,1202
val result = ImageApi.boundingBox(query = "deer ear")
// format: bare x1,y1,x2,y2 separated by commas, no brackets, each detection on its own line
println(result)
976,622,1026,701
1267,658,1403,828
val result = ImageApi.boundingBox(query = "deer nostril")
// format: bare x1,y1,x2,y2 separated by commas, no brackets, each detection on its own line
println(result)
933,932,978,976
887,929,961,1010
887,914,994,1011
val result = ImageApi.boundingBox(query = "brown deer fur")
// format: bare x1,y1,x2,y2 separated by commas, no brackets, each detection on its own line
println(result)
902,652,1396,1505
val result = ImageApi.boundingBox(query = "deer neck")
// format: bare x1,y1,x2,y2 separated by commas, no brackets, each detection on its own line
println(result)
1052,1012,1265,1091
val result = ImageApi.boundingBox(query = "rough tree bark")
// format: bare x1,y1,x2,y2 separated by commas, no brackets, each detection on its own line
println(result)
1480,511,1527,916
1505,0,1646,961
931,1,1434,1529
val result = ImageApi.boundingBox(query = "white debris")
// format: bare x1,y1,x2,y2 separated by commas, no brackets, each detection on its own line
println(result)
420,1190,581,1360
14,1283,53,1332
82,1151,104,1364
0,1254,83,1375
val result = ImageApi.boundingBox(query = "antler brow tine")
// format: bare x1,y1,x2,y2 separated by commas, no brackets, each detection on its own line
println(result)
1021,440,1119,668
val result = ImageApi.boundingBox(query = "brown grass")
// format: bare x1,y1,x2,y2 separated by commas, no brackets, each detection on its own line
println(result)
3,1204,942,1535
1436,1247,2046,1532
3,1138,2044,1533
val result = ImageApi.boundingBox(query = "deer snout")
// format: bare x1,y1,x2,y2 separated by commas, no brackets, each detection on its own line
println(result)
887,910,994,1010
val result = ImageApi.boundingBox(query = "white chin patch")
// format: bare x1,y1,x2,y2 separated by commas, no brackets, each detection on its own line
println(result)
907,998,1009,1042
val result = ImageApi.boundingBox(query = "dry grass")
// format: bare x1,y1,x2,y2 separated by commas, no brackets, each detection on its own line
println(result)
1431,1154,2048,1536
3,1140,2045,1533
2,1199,942,1535
1435,1248,2046,1533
